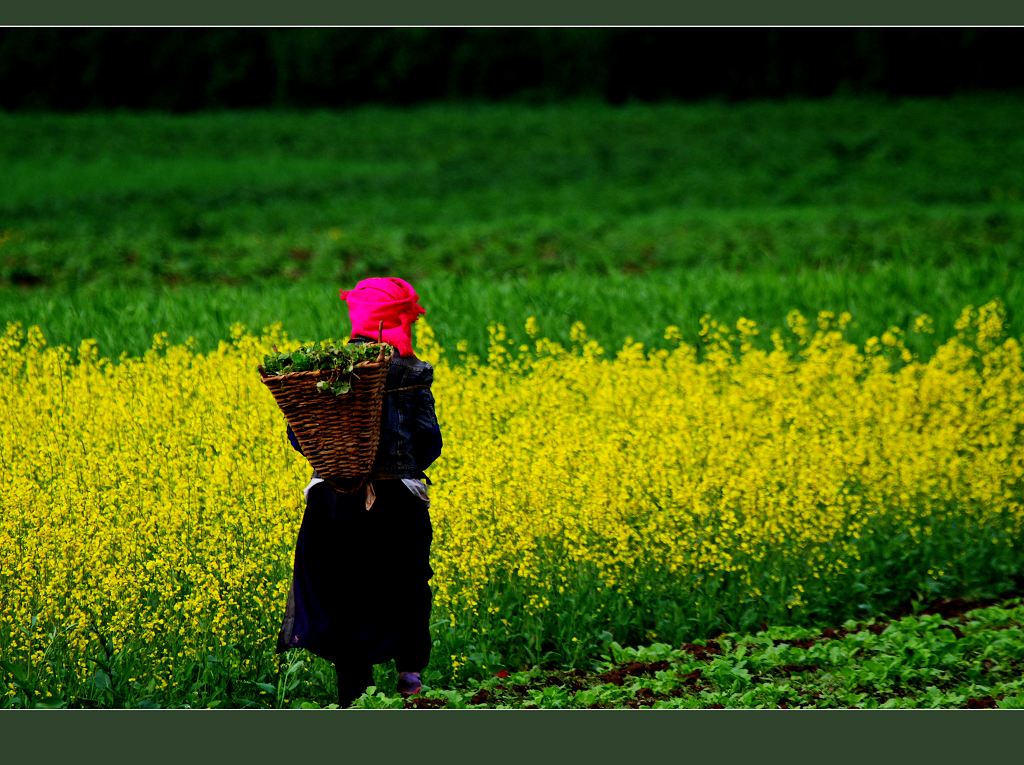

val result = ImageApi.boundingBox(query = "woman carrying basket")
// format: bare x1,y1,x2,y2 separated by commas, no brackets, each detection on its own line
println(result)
276,276,443,708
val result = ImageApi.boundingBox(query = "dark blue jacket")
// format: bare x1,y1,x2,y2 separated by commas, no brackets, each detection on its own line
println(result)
287,341,442,481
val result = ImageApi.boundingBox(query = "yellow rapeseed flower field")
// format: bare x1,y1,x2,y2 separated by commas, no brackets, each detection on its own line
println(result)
1,300,1022,706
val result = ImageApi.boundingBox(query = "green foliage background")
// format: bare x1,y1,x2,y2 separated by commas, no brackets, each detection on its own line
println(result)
1,97,1021,358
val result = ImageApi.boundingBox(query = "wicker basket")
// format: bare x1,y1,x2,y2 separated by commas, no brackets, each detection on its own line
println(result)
259,340,394,494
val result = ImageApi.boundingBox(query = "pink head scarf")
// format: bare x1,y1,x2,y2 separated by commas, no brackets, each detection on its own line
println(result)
339,277,426,357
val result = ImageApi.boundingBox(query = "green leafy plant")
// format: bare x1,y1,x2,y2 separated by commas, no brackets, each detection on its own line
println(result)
260,340,391,396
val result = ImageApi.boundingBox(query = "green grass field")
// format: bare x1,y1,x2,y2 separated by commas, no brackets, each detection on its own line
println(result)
1,96,1022,357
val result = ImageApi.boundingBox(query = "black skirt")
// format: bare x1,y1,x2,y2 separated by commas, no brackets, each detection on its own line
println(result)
276,478,434,669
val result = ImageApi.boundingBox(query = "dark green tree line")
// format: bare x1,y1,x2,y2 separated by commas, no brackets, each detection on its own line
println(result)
0,28,1021,110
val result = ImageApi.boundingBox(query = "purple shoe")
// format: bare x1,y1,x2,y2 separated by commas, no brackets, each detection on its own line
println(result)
397,671,422,697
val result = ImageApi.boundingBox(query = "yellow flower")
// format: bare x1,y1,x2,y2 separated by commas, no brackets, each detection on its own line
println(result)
1,298,1020,702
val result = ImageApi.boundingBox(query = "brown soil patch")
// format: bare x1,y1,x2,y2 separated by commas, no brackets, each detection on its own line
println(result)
404,695,449,709
597,660,671,686
965,696,999,709
624,687,673,708
819,626,853,640
543,668,590,690
676,668,704,686
679,640,722,661
774,637,818,649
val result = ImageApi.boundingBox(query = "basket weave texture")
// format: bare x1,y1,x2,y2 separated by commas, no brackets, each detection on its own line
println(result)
259,344,394,493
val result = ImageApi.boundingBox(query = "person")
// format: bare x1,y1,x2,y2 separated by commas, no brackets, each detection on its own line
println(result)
275,276,443,708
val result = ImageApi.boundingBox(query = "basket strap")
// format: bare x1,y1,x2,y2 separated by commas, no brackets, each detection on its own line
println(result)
384,384,431,393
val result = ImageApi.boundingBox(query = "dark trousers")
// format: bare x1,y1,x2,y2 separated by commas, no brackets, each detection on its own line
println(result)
331,480,434,707
333,582,432,706
335,660,374,708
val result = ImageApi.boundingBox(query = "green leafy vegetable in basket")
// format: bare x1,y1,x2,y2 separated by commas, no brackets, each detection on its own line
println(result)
260,340,391,396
